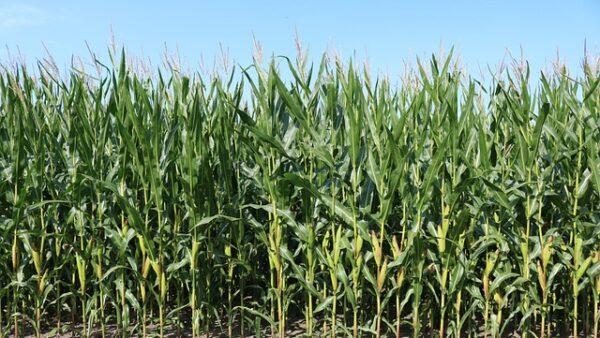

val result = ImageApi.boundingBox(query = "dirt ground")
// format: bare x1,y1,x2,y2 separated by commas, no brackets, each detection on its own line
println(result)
16,317,584,337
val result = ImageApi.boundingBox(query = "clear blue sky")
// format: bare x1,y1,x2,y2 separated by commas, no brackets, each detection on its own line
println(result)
1,1,599,80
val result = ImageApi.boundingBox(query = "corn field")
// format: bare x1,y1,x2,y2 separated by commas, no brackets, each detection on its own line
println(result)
1,50,600,338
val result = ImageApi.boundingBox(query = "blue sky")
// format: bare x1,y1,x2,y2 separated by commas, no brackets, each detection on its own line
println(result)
1,1,599,80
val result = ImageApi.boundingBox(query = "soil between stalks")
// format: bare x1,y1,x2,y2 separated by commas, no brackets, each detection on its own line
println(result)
23,317,574,338
22,325,582,337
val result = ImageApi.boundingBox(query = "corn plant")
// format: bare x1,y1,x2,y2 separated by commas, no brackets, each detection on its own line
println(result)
0,48,599,338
